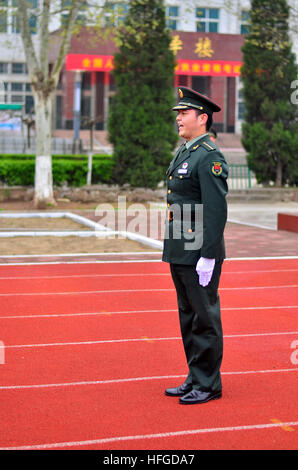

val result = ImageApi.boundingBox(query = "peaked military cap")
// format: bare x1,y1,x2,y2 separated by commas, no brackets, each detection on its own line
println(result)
172,86,221,114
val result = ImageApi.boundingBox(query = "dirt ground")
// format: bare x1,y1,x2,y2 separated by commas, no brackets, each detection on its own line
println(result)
0,217,89,230
0,203,160,255
0,236,157,255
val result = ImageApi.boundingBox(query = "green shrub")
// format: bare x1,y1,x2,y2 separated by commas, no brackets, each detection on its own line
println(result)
0,154,115,186
0,159,35,185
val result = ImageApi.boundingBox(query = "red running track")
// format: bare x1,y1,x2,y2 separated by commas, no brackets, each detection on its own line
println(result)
0,257,297,450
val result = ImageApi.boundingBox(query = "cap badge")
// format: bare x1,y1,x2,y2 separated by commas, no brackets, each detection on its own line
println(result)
179,88,183,99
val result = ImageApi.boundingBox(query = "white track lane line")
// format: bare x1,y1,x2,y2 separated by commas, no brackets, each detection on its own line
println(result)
0,285,297,296
1,269,298,281
0,368,297,391
1,420,298,450
0,268,298,280
3,331,298,350
0,305,297,320
0,255,297,266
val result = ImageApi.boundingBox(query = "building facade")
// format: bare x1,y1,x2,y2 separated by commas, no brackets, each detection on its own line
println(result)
0,0,297,135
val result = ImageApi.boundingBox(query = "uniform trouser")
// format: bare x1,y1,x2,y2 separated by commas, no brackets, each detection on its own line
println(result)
170,260,224,392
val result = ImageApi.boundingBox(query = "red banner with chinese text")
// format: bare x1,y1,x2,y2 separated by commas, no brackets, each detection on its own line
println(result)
66,54,114,72
66,54,242,77
176,59,242,76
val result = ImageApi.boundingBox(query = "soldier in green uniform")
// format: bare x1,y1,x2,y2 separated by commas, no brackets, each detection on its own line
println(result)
163,87,228,405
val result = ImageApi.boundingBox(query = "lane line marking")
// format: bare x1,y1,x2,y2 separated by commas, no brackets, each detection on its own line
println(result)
1,421,297,449
0,252,161,258
0,368,297,391
0,273,169,280
4,331,298,349
0,285,297,297
0,305,297,320
0,255,297,266
270,418,295,432
0,269,298,280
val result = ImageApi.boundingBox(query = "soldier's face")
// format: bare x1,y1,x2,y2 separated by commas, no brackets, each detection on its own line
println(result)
176,109,207,141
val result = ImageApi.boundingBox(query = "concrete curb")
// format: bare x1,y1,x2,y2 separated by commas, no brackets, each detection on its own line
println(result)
0,211,163,250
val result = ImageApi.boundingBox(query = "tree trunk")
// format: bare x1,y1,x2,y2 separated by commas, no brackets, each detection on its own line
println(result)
275,158,283,187
33,93,56,208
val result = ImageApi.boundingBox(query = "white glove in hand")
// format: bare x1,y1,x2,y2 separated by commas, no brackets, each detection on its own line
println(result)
196,257,215,287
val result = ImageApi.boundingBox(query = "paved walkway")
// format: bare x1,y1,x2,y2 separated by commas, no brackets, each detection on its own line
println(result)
225,221,298,258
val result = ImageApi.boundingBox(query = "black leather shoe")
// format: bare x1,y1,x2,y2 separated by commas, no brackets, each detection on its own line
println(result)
179,389,222,404
165,382,192,397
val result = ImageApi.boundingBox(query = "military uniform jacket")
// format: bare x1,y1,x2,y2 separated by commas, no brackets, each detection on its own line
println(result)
162,135,228,265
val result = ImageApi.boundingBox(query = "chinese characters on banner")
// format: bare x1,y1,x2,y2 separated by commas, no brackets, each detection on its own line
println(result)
66,54,114,72
66,32,242,77
175,60,241,76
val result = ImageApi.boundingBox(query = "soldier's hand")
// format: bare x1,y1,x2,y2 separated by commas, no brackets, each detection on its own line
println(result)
196,257,215,287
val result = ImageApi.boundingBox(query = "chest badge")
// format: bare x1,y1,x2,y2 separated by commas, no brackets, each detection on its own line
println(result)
178,162,188,175
212,162,223,176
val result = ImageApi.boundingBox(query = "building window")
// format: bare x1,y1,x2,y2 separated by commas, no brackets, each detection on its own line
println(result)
11,0,38,33
12,63,27,74
25,95,34,114
61,1,88,27
82,72,91,90
240,10,250,34
56,96,63,129
12,0,38,7
166,6,179,30
0,63,8,74
0,10,8,33
29,14,37,34
196,8,220,33
11,95,24,103
0,79,7,103
104,2,129,27
238,88,246,120
11,82,24,91
0,0,8,32
11,14,20,33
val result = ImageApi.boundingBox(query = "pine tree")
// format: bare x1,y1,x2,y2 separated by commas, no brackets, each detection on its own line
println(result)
241,0,298,187
108,0,178,188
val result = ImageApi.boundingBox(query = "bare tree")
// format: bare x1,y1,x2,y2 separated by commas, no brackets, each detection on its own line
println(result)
16,0,86,207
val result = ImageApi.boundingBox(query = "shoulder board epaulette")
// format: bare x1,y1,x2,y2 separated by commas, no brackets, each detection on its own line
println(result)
202,141,215,151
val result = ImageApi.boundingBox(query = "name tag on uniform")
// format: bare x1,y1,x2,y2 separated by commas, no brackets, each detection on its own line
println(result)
178,169,188,174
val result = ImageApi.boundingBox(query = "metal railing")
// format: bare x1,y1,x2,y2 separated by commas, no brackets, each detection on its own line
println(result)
0,135,83,154
228,164,253,189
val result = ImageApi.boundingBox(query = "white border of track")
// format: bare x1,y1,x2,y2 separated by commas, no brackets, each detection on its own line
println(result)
0,255,297,266
1,419,298,450
0,211,163,250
